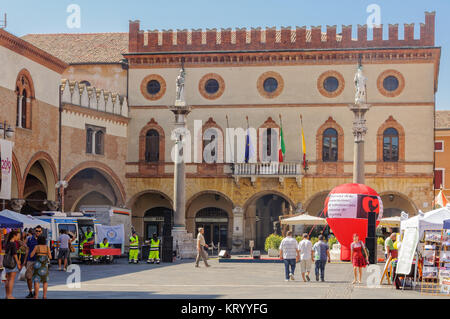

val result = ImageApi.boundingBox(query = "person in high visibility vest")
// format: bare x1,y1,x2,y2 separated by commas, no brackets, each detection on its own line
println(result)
100,238,109,249
129,231,139,264
147,233,160,264
79,227,94,257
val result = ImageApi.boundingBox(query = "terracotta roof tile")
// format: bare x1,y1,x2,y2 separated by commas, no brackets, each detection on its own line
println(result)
21,33,128,64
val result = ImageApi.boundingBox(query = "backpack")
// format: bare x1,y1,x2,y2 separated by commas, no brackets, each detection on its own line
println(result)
3,244,17,269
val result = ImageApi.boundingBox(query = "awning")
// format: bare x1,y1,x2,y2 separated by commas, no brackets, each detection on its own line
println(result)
0,210,50,229
379,216,401,227
444,219,450,230
281,214,327,226
0,215,23,228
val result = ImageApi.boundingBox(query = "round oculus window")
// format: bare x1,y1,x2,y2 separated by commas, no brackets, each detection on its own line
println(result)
204,78,220,94
323,76,339,93
263,77,278,93
383,76,399,92
146,80,161,95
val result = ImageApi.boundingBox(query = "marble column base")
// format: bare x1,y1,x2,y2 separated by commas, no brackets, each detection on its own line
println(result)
172,227,197,259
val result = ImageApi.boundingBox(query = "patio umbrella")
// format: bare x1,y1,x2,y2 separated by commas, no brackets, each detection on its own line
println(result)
379,216,401,227
0,215,23,228
280,214,327,226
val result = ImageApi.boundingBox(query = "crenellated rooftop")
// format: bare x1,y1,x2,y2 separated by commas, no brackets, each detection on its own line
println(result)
61,79,128,117
129,12,436,53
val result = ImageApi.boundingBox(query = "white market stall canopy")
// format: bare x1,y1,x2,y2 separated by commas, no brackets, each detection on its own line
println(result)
281,214,327,226
400,205,450,238
0,210,50,229
379,216,401,227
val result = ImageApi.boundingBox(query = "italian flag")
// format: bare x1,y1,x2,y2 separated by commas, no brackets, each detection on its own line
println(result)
279,125,285,162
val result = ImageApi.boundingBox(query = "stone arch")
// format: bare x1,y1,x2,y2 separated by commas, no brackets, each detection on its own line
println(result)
243,189,295,213
186,190,234,248
72,191,115,212
127,190,173,238
139,118,165,163
304,190,331,217
379,191,418,217
64,161,126,206
22,151,58,201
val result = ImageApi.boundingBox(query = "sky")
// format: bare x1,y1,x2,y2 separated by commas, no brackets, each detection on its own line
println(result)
2,0,449,109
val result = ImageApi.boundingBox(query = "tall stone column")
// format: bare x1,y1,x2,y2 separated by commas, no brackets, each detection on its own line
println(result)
349,103,370,184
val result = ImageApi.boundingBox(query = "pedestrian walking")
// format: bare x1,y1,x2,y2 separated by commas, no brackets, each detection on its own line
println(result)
57,229,70,271
24,226,42,298
195,227,210,268
29,235,51,299
350,233,369,284
279,231,299,281
298,233,313,282
312,235,330,282
3,230,22,299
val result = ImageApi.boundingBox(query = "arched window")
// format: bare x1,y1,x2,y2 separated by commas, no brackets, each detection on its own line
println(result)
322,128,338,162
383,128,399,162
15,70,34,129
21,91,27,128
86,128,93,154
203,129,217,163
266,128,272,157
145,129,160,162
95,130,104,155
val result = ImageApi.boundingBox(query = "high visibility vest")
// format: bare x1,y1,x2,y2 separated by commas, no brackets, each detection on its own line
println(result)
100,242,109,249
150,239,160,251
130,235,139,249
81,231,93,245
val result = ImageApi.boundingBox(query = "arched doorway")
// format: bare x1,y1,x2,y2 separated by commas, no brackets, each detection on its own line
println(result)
186,191,234,249
380,192,418,217
144,207,174,240
195,207,229,249
64,168,120,212
128,191,173,238
22,157,57,214
304,191,330,217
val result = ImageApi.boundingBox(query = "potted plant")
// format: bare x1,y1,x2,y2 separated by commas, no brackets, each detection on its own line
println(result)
264,234,283,257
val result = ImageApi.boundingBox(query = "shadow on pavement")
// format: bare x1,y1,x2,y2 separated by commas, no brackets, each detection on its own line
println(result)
46,290,221,299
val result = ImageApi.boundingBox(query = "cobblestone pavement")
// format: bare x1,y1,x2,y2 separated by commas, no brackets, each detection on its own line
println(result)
0,258,446,299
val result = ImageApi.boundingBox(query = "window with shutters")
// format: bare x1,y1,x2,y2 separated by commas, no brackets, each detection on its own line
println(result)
145,129,160,162
435,169,444,190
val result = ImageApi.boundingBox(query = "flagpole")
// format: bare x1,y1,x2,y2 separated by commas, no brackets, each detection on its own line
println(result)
226,115,233,163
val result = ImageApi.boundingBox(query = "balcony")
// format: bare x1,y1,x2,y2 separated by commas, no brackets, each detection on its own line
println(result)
232,162,303,187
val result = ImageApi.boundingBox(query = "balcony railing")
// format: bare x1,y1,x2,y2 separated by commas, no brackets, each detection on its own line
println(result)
232,162,301,176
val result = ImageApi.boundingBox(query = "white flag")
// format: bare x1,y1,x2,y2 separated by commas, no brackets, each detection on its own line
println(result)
96,224,124,245
0,139,14,200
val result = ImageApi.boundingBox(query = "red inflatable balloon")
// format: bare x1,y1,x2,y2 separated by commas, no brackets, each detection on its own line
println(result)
324,184,383,261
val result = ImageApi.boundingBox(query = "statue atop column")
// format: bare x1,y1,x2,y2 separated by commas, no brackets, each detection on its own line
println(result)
354,65,367,105
175,67,186,103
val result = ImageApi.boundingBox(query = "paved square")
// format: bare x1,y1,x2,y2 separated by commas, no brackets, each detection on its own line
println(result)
0,258,446,299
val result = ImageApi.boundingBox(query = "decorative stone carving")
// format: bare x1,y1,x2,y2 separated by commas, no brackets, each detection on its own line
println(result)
10,199,25,212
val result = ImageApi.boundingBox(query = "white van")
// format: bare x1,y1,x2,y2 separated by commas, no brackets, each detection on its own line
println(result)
35,211,100,260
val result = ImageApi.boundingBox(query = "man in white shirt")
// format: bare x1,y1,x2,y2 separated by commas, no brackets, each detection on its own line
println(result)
195,227,210,268
279,231,299,281
298,233,313,282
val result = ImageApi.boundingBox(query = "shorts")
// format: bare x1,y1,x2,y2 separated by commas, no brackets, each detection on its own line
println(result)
58,248,69,260
300,259,312,273
25,261,35,280
5,265,19,274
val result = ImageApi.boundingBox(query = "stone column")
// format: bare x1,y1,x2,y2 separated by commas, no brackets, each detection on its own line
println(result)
348,103,370,184
231,206,244,253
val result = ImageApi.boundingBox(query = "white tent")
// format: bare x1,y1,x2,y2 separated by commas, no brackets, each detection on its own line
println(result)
400,205,450,239
281,214,327,226
0,210,50,229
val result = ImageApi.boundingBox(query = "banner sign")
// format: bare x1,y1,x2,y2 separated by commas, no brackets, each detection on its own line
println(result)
96,224,125,245
327,193,383,219
0,139,14,200
396,226,419,275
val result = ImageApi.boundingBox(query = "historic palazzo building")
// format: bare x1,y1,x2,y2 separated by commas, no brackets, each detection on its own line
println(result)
0,12,440,251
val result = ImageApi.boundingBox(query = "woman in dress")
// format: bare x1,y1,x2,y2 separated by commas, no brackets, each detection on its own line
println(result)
350,233,369,284
30,235,51,299
4,230,22,299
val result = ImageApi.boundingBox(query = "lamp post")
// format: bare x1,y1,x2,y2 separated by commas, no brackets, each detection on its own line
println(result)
0,121,15,210
55,180,68,212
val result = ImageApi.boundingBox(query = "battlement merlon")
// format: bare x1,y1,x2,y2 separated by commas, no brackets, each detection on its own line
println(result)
128,12,436,53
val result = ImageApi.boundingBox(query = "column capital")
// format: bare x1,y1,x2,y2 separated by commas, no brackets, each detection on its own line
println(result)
232,206,244,216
